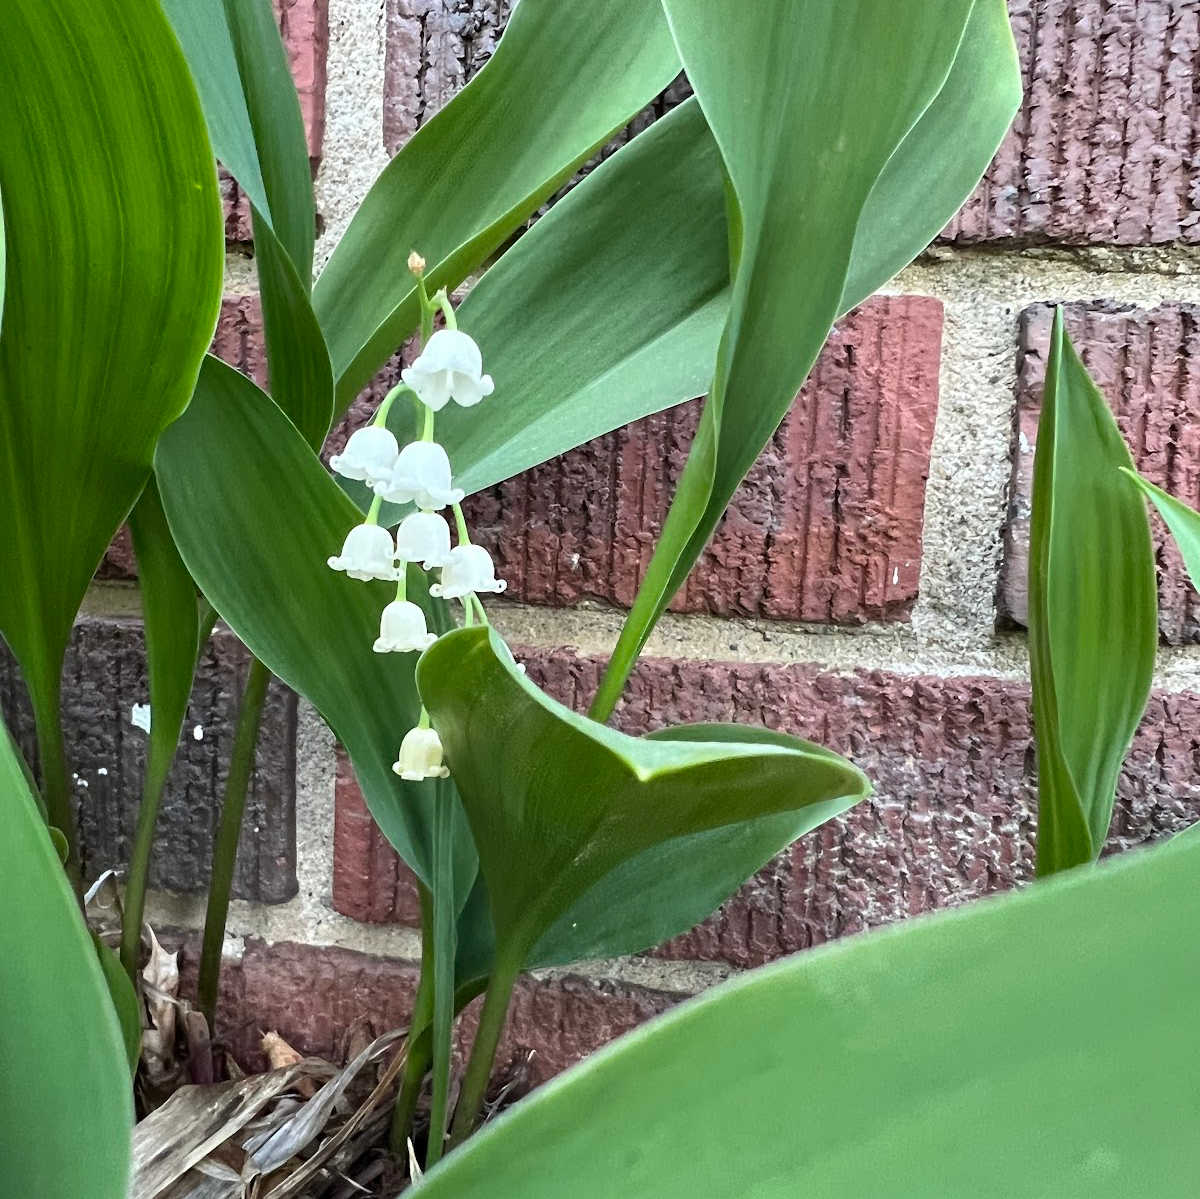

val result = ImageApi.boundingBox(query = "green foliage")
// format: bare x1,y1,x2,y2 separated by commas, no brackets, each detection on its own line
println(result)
313,0,683,410
0,725,132,1197
416,835,1200,1198
1028,311,1157,875
591,0,1021,717
1125,471,1200,596
0,0,224,861
420,627,869,972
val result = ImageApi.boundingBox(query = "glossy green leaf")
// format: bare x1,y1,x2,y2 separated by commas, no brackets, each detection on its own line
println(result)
155,358,466,892
417,628,868,971
161,0,313,277
0,723,132,1197
1124,471,1200,597
1028,311,1156,875
417,836,1200,1199
163,0,332,445
0,0,223,850
353,21,1018,516
314,0,683,410
93,935,143,1076
591,0,1019,717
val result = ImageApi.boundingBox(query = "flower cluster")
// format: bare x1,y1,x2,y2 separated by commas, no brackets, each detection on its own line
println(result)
326,254,505,782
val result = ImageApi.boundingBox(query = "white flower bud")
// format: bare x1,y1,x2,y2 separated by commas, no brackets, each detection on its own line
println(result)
373,441,465,511
429,543,507,599
329,426,399,485
392,727,449,781
373,601,437,654
327,524,398,582
401,329,495,411
394,511,452,568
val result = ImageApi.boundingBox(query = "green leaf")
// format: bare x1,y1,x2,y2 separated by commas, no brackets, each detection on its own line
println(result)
0,0,223,854
591,0,1019,717
155,358,462,892
416,836,1200,1199
161,0,313,278
92,935,143,1076
313,0,684,410
0,722,132,1197
417,628,868,971
1124,471,1200,597
162,0,332,445
1028,310,1157,875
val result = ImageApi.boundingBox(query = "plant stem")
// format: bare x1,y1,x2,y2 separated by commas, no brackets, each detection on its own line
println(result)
425,785,457,1168
30,670,81,894
447,949,521,1148
389,884,435,1153
197,656,271,1029
119,755,171,979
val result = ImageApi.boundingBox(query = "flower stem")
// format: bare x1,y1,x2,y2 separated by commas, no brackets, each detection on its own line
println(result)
366,493,384,524
396,564,408,603
421,403,435,442
447,948,521,1148
451,502,471,546
374,381,410,428
197,656,271,1030
425,781,457,1168
120,751,172,978
435,289,458,331
418,706,432,731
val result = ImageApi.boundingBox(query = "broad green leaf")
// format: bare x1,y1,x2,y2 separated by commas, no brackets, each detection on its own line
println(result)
161,0,313,278
591,0,1019,717
155,358,467,892
0,723,132,1197
163,0,332,445
1124,471,1200,597
314,0,683,410
416,836,1200,1199
0,0,223,848
417,628,868,971
1028,311,1156,875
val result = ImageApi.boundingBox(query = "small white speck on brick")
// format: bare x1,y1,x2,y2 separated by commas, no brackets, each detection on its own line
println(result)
130,703,152,733
193,724,204,741
97,767,108,776
71,773,89,789
892,566,900,585
1018,429,1031,454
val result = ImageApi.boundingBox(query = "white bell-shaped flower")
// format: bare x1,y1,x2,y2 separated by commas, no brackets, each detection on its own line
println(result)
329,426,399,485
392,727,449,781
430,543,507,599
373,600,437,653
373,441,465,511
401,329,495,411
327,524,398,582
394,511,452,568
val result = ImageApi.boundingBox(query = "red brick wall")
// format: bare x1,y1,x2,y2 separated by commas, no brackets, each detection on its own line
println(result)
11,0,1200,1093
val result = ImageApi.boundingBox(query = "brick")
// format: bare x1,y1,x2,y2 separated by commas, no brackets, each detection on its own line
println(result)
332,746,423,924
463,295,942,624
222,0,329,242
1001,302,1200,642
332,650,1200,967
193,938,678,1091
948,0,1200,245
0,617,298,901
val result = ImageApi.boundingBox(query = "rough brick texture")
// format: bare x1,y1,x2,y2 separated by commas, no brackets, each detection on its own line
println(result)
331,296,942,625
948,0,1200,245
188,938,678,1090
465,296,942,624
1002,302,1200,642
0,618,297,901
332,651,1200,968
223,0,328,242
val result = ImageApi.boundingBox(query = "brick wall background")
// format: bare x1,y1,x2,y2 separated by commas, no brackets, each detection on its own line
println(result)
8,0,1200,1098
